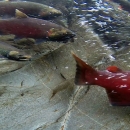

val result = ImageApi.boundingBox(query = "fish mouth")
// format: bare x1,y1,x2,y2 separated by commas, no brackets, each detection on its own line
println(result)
8,51,31,61
47,27,76,42
50,10,62,16
60,32,76,42
16,55,32,61
49,35,75,42
49,6,62,13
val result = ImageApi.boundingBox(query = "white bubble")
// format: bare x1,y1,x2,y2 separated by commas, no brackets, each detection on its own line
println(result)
112,90,117,93
65,66,68,69
49,6,53,8
106,77,112,79
95,78,98,80
122,79,127,81
119,85,127,88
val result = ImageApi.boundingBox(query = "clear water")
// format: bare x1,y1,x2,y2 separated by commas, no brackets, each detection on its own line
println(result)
0,0,130,130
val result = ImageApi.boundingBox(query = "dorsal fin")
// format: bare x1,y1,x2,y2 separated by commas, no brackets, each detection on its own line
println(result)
15,9,28,18
106,66,122,73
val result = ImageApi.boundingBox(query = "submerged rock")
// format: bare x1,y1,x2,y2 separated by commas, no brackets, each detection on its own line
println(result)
0,59,25,75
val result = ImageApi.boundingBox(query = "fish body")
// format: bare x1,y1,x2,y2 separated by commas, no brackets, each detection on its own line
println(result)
72,52,130,106
0,1,62,19
0,10,75,42
0,41,31,61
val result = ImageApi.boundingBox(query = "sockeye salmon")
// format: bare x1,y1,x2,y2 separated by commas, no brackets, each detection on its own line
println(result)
72,52,130,106
0,9,75,42
0,1,62,19
0,41,31,61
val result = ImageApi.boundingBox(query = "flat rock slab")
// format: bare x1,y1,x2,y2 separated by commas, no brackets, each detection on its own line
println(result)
0,31,130,130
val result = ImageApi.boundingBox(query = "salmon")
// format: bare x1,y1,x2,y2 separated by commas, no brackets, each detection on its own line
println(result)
72,52,130,106
0,41,31,61
0,9,75,42
0,1,62,19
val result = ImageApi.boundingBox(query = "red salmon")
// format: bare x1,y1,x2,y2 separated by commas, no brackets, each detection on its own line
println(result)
0,9,75,42
72,52,130,106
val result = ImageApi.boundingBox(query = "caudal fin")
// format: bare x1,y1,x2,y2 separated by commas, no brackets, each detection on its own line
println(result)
71,51,98,85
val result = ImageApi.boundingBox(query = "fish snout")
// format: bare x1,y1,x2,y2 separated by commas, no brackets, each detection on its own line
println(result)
8,51,31,61
60,29,76,42
47,27,76,42
66,30,76,38
50,8,62,16
40,8,62,18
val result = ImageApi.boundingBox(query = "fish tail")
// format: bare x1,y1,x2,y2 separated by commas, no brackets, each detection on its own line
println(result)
71,51,97,85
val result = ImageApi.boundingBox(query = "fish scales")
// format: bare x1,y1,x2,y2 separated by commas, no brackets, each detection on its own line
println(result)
0,1,62,18
0,18,50,38
0,10,75,41
72,52,130,106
